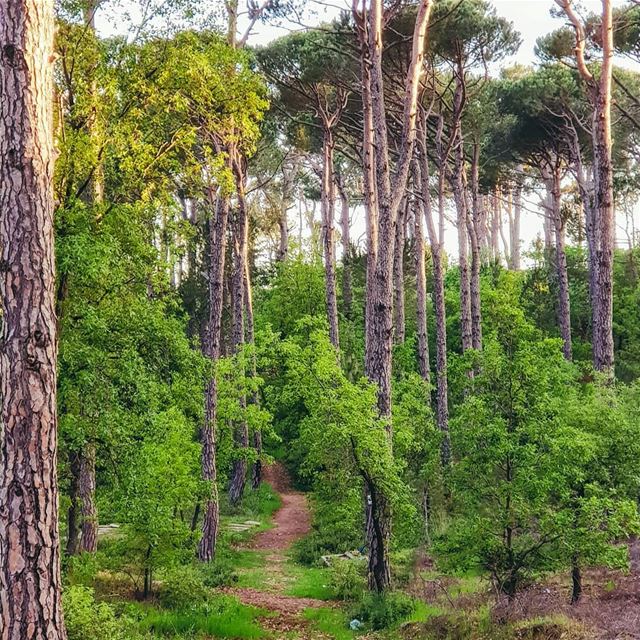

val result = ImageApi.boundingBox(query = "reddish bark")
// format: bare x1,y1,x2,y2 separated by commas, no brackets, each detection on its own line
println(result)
0,0,67,635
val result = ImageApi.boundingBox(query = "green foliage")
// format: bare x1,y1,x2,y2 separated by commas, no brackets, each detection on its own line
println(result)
157,565,211,611
63,586,130,640
138,595,266,638
327,560,367,601
352,591,417,631
440,304,640,595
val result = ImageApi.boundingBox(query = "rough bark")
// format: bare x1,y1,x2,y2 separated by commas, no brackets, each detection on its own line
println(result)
228,157,249,507
198,191,229,562
321,129,340,349
557,0,614,373
245,261,262,490
0,0,67,635
67,445,98,555
416,155,450,465
451,138,473,352
354,0,433,592
545,164,573,361
414,200,430,383
336,174,353,320
468,145,483,351
393,199,407,344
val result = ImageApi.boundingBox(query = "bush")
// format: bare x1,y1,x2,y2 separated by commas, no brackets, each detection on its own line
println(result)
199,553,239,588
63,585,128,640
328,560,366,601
157,564,210,610
352,591,416,630
64,551,104,587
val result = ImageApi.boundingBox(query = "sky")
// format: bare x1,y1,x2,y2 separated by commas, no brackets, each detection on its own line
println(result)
97,1,639,261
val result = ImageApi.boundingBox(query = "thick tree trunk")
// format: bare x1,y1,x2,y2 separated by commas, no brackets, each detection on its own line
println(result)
198,191,229,562
591,42,615,373
67,445,97,555
0,0,67,636
414,202,430,383
321,130,340,349
393,199,407,344
228,158,249,507
556,0,614,374
356,0,432,592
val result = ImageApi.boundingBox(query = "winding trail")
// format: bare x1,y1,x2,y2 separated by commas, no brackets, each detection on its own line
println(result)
223,463,332,638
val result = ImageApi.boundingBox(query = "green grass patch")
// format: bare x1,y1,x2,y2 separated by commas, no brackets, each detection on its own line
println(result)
138,595,266,638
303,607,357,640
285,564,335,600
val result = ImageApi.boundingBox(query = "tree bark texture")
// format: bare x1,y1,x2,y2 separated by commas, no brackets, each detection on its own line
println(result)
228,157,249,507
321,129,340,349
355,0,433,592
393,199,407,344
416,157,450,465
414,200,430,383
468,145,483,351
451,140,472,352
337,175,353,320
198,192,228,562
545,166,573,361
0,0,67,636
557,0,614,373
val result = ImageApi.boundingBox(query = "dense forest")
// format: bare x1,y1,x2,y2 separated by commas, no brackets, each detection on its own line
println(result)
2,0,640,638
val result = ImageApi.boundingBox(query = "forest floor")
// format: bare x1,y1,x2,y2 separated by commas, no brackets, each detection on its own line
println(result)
221,463,351,640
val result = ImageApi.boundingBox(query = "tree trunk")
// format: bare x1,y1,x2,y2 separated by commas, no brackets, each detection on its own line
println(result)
511,179,522,270
198,191,228,562
337,175,353,320
321,129,340,349
571,555,582,603
468,144,483,351
416,156,450,465
556,0,614,374
491,188,501,261
591,5,615,374
546,165,573,361
451,139,473,352
78,443,98,553
244,261,262,490
355,0,433,592
393,199,407,344
0,0,67,635
414,203,430,382
228,157,249,507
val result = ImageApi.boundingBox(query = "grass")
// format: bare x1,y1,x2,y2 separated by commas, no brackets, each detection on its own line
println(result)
285,564,335,600
138,595,267,638
303,607,358,640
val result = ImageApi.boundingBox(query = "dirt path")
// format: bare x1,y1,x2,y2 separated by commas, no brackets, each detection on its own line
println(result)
223,463,334,639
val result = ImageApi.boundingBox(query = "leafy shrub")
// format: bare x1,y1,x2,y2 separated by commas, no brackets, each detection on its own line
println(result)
64,551,104,587
328,560,366,601
157,564,210,610
199,553,239,588
352,591,416,630
63,585,127,640
390,549,417,588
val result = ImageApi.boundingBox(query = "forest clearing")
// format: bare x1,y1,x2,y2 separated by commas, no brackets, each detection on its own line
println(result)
2,0,640,638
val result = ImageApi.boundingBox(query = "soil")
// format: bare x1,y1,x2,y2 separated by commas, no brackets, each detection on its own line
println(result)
223,463,332,639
